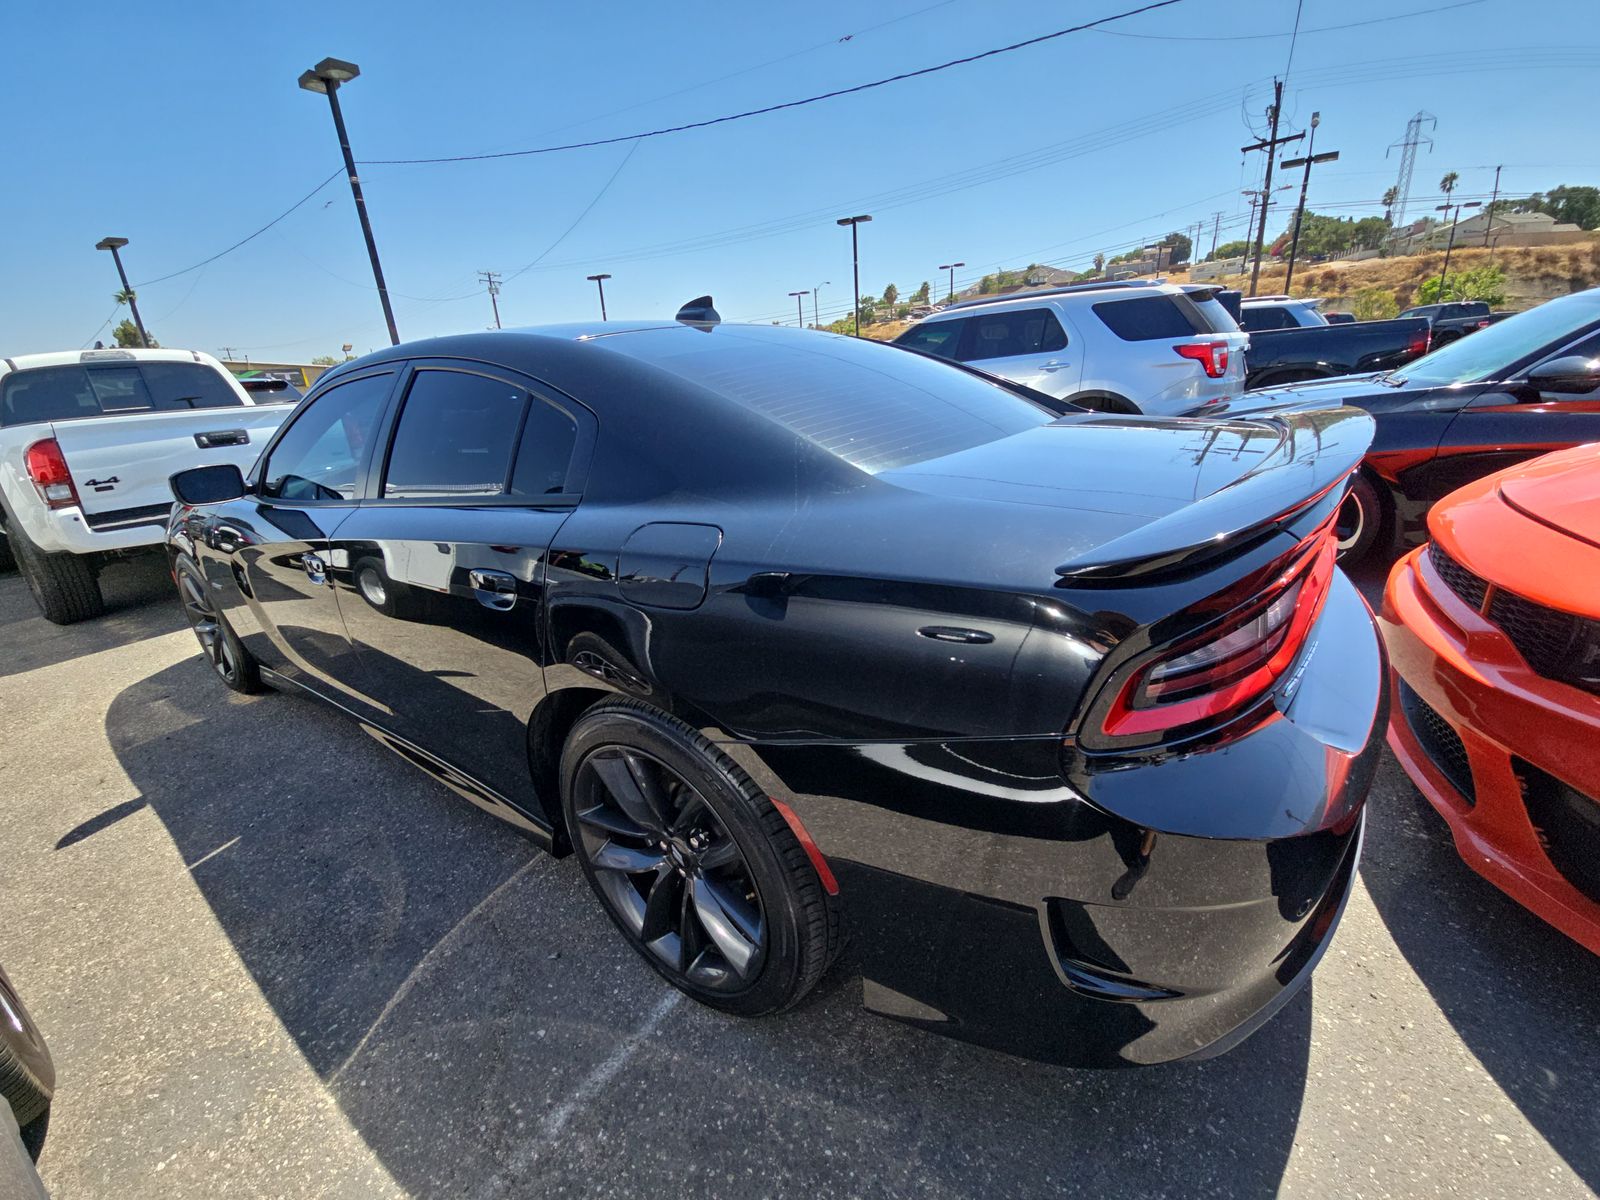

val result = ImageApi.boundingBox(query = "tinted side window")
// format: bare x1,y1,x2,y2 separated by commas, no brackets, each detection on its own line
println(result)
958,309,1068,362
1238,306,1294,332
1095,295,1208,340
894,319,966,360
141,362,244,409
510,400,580,497
261,373,392,502
383,371,526,499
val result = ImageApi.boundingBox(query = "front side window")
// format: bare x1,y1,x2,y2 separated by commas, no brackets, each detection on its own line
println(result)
957,308,1068,362
383,371,528,499
260,373,391,502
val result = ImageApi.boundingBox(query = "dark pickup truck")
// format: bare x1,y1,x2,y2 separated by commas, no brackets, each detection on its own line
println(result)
1242,316,1432,390
1398,301,1514,347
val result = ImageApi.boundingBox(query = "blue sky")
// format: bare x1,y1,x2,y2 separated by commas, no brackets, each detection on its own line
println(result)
3,0,1596,359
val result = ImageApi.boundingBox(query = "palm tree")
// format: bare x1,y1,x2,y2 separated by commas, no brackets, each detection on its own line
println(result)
1381,186,1399,223
1439,171,1459,197
113,287,136,307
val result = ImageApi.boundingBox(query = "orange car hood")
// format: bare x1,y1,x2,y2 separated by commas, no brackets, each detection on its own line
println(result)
1498,444,1600,551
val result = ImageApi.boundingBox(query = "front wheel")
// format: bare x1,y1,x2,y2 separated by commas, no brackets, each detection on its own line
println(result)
175,554,262,693
1335,473,1387,565
560,701,841,1017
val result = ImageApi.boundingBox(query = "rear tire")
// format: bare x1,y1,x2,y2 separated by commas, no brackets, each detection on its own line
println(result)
1336,473,1388,566
560,700,842,1017
0,967,54,1161
0,530,15,574
11,523,103,624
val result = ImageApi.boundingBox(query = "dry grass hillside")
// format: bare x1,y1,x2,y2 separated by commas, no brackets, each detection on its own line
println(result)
851,239,1600,341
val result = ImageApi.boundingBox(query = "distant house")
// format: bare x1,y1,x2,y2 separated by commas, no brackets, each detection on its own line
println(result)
1191,255,1246,282
1439,209,1586,249
1383,217,1438,256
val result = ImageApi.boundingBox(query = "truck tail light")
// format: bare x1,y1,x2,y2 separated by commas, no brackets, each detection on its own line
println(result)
1097,510,1338,741
1406,328,1432,357
1174,341,1230,378
24,438,80,509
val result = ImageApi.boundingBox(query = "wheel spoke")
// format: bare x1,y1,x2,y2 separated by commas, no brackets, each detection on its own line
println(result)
591,839,667,874
691,876,761,977
678,883,705,973
639,868,682,943
589,751,668,832
576,803,647,839
669,788,710,835
697,836,741,871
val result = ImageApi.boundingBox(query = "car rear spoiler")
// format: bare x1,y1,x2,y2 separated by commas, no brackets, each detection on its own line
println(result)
1054,406,1375,582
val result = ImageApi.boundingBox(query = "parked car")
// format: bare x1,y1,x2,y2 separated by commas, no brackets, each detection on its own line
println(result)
1240,312,1432,391
0,961,54,1170
166,306,1384,1068
1238,295,1329,331
1324,311,1356,325
1203,286,1600,563
0,348,294,622
1381,443,1600,955
1398,300,1515,347
892,281,1248,415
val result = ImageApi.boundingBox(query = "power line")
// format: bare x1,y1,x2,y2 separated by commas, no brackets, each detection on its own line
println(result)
1100,0,1487,41
361,0,1190,165
503,138,644,284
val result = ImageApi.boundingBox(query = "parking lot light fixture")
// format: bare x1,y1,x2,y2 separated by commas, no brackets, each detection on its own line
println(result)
1434,200,1482,301
95,236,148,348
788,290,810,328
836,215,872,336
938,261,965,304
587,273,612,320
299,56,399,346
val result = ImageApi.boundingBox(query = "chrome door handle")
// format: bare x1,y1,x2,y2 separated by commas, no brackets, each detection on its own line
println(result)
212,525,245,553
1040,360,1071,371
469,568,518,611
301,552,328,585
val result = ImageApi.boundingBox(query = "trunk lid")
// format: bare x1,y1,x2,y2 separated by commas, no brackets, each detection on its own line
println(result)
881,408,1374,578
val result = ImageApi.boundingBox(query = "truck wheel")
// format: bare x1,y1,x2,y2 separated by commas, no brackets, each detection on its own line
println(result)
12,525,103,625
0,531,14,574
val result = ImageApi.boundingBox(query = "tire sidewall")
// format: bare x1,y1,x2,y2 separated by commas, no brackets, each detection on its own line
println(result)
174,553,258,693
559,704,808,1016
1337,473,1386,565
0,967,53,1134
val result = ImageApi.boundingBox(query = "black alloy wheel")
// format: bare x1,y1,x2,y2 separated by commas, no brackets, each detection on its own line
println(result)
575,746,766,990
560,701,840,1016
1335,473,1385,565
175,556,261,694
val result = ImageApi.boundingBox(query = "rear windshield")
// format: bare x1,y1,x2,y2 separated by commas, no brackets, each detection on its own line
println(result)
605,326,1053,474
1093,293,1223,341
1,361,243,426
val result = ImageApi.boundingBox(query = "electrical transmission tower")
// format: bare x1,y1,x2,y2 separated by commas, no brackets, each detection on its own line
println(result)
1386,111,1436,230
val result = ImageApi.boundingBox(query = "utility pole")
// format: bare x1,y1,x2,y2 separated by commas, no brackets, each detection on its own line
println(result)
1484,163,1504,253
1436,199,1482,301
812,282,828,328
298,58,399,346
95,237,149,347
1240,80,1304,297
788,290,810,327
218,346,239,364
1280,113,1340,294
1210,211,1224,260
478,270,503,329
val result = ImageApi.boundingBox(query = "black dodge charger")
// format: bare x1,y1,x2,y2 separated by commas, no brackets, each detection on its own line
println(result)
167,306,1385,1067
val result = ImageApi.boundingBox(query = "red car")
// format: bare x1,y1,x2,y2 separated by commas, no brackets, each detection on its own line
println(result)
1381,443,1600,954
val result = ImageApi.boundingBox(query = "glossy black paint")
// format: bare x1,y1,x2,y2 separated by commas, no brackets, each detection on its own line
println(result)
1216,289,1600,554
168,322,1384,1066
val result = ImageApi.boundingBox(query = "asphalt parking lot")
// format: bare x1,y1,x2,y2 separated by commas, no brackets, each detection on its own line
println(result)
2,553,1598,1199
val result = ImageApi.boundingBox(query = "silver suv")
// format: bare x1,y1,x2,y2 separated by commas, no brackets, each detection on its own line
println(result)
892,281,1248,415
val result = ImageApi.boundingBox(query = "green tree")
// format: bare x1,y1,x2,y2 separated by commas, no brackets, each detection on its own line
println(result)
881,282,899,307
111,318,155,348
1351,216,1390,249
1381,186,1399,223
310,355,339,366
1092,253,1105,274
1439,171,1459,199
1212,239,1251,261
1513,185,1600,231
1418,264,1507,306
1161,231,1192,267
909,280,931,306
857,295,879,325
1347,287,1399,321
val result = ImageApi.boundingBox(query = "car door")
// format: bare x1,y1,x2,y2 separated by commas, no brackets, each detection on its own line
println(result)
329,361,591,817
1428,328,1600,499
205,369,397,713
953,307,1079,396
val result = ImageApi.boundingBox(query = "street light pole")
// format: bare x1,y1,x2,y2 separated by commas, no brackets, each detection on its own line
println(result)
1280,113,1341,294
298,58,399,346
1435,200,1481,301
938,261,965,305
788,290,810,328
836,215,872,336
812,282,828,329
586,273,611,320
94,237,148,347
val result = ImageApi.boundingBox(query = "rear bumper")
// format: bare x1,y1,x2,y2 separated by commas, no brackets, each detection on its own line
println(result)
727,571,1385,1067
8,502,166,556
1380,547,1600,955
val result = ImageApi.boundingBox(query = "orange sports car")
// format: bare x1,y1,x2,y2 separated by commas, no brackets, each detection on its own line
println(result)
1381,442,1600,954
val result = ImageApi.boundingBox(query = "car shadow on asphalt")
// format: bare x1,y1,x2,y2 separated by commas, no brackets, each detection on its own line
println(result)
1362,752,1600,1193
100,657,1314,1198
0,554,181,677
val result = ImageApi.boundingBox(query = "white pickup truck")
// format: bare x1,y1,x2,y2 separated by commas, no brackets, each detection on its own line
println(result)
0,348,294,624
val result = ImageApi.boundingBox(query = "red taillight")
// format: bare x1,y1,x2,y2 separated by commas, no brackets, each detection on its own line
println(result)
1174,341,1230,379
1406,328,1432,357
1098,517,1338,741
24,438,79,510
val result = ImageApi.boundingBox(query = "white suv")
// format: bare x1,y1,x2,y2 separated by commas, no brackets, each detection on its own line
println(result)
892,281,1248,415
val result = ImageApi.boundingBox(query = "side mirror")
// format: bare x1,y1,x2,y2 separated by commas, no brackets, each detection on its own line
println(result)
1527,355,1600,396
171,463,247,505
